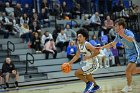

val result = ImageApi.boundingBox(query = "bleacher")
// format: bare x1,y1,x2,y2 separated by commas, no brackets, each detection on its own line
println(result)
0,31,128,86
0,0,140,87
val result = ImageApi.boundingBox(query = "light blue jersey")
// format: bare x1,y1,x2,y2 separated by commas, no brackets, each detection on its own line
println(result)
114,29,140,63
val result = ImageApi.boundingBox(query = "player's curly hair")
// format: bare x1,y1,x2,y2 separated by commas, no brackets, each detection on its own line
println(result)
77,28,89,40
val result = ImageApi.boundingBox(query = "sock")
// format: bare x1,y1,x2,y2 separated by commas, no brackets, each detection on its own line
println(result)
15,81,18,87
6,82,9,88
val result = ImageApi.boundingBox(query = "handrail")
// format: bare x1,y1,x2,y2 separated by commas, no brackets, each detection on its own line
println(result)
25,52,34,74
7,41,15,57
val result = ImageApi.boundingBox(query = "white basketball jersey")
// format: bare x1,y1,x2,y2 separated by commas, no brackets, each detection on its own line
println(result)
79,41,98,64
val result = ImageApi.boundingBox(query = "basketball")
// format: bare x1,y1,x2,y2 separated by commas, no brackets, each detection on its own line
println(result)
61,63,71,73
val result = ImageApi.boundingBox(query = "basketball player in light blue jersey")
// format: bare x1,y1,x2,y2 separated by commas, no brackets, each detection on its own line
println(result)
68,29,101,93
102,18,140,92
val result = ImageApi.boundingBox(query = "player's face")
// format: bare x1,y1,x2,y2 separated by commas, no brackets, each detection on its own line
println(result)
6,58,11,64
114,23,122,34
77,34,85,44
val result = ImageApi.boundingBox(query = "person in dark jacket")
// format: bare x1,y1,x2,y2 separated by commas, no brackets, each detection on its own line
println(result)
31,32,42,53
2,57,19,90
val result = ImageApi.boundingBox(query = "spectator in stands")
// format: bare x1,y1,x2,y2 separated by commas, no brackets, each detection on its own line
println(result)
56,29,69,51
102,15,114,35
41,0,49,9
103,48,114,68
110,46,120,66
14,3,22,21
64,24,76,41
9,13,19,35
39,8,50,27
29,21,41,36
20,23,32,43
31,32,42,53
61,1,70,19
41,31,53,45
29,9,39,25
20,13,29,26
42,39,57,59
23,3,31,17
96,44,107,68
82,14,90,30
109,28,116,41
67,40,76,59
89,12,101,30
0,12,12,38
120,7,130,19
52,26,61,42
54,3,63,19
71,3,81,19
5,2,14,16
101,35,108,45
89,34,101,46
2,57,19,90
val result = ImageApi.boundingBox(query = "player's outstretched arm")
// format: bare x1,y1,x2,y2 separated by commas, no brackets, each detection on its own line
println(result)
102,42,116,49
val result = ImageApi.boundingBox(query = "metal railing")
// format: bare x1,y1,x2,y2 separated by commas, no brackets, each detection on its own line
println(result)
25,53,34,74
7,41,15,57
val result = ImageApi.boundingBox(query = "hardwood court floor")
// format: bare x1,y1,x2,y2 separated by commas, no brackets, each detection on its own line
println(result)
1,75,140,93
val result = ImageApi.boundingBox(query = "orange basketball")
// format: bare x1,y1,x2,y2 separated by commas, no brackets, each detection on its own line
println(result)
61,63,71,73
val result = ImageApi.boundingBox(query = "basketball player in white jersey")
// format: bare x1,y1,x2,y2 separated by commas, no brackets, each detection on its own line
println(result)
68,29,101,93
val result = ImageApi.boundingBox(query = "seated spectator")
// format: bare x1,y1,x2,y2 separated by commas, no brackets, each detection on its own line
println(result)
56,29,69,51
82,14,91,31
66,40,80,62
89,12,101,30
103,48,114,67
29,21,41,36
97,45,107,68
52,26,61,42
41,31,53,45
71,3,81,19
110,46,121,66
31,32,42,53
61,1,70,19
20,23,32,43
14,3,22,20
39,8,50,27
2,57,19,90
53,3,63,19
0,12,12,38
89,34,101,46
5,2,14,16
109,28,116,41
101,35,108,45
64,24,76,41
41,0,49,9
23,3,31,17
42,39,57,59
102,15,114,35
20,13,29,26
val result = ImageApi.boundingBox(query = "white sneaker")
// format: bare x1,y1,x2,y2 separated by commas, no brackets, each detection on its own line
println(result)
99,65,103,68
121,86,132,93
105,65,109,68
15,87,19,90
